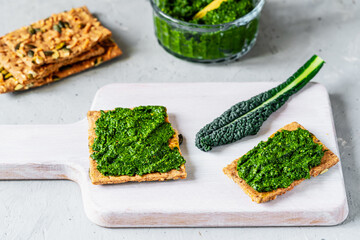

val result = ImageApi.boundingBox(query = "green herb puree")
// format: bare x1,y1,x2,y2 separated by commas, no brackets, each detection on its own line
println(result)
153,0,260,61
237,128,325,192
91,106,186,176
159,0,254,25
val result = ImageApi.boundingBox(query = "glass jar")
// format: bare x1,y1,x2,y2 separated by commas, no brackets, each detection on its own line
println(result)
150,0,265,63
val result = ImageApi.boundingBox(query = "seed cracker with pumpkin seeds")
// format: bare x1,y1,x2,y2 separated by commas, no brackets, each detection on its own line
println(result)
0,39,122,93
0,39,106,82
223,122,339,203
2,6,112,69
87,110,187,185
0,5,122,93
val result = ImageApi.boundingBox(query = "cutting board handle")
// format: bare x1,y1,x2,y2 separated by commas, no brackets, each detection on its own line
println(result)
0,120,88,181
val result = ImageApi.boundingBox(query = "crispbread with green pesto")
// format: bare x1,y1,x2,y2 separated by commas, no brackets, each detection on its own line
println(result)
223,122,339,203
87,107,187,185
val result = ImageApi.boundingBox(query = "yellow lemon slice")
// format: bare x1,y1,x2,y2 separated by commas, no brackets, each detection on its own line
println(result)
193,0,228,20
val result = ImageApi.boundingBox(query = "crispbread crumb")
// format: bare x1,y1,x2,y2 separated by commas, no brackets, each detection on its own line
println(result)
223,122,339,203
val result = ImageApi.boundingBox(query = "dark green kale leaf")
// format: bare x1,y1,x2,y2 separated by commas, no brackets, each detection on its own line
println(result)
195,55,325,152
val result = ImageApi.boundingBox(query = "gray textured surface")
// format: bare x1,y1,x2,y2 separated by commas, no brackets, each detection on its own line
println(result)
0,0,359,239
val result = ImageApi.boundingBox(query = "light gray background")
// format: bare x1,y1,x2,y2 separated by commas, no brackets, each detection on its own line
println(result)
0,0,359,239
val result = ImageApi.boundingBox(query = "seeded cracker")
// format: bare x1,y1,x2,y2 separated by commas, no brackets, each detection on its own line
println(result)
2,6,112,68
0,40,105,82
0,39,121,93
87,110,187,185
223,122,339,203
0,6,122,93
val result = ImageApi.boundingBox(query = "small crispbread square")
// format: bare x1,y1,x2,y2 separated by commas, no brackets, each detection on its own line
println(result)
223,122,339,203
87,109,187,185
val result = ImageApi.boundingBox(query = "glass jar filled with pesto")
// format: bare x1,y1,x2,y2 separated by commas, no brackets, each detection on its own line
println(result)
150,0,265,63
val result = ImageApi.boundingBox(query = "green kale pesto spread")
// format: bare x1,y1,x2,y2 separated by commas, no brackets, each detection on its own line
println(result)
153,0,261,61
91,106,186,176
160,0,254,25
237,128,325,192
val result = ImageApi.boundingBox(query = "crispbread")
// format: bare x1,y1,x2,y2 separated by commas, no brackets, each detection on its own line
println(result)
0,39,122,93
29,39,122,88
223,122,339,203
0,39,106,82
0,5,122,94
2,6,112,68
87,109,187,185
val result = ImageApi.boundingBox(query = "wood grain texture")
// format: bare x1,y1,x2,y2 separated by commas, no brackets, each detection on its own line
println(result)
0,82,348,227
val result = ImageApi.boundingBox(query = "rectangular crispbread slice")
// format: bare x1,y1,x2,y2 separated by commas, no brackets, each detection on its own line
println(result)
223,122,339,203
2,6,112,69
0,39,122,93
0,39,106,82
87,109,187,185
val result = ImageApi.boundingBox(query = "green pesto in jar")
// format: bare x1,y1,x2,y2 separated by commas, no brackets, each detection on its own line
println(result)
153,0,259,61
237,128,325,192
159,0,254,25
91,106,186,176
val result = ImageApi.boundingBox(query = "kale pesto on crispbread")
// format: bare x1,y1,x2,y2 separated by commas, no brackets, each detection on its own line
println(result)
223,122,339,203
87,106,187,185
237,128,324,192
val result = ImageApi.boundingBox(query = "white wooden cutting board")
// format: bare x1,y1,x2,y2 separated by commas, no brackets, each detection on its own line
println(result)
0,82,348,227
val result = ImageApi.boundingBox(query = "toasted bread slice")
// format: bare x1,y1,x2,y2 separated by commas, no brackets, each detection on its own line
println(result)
87,110,187,185
223,122,339,203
